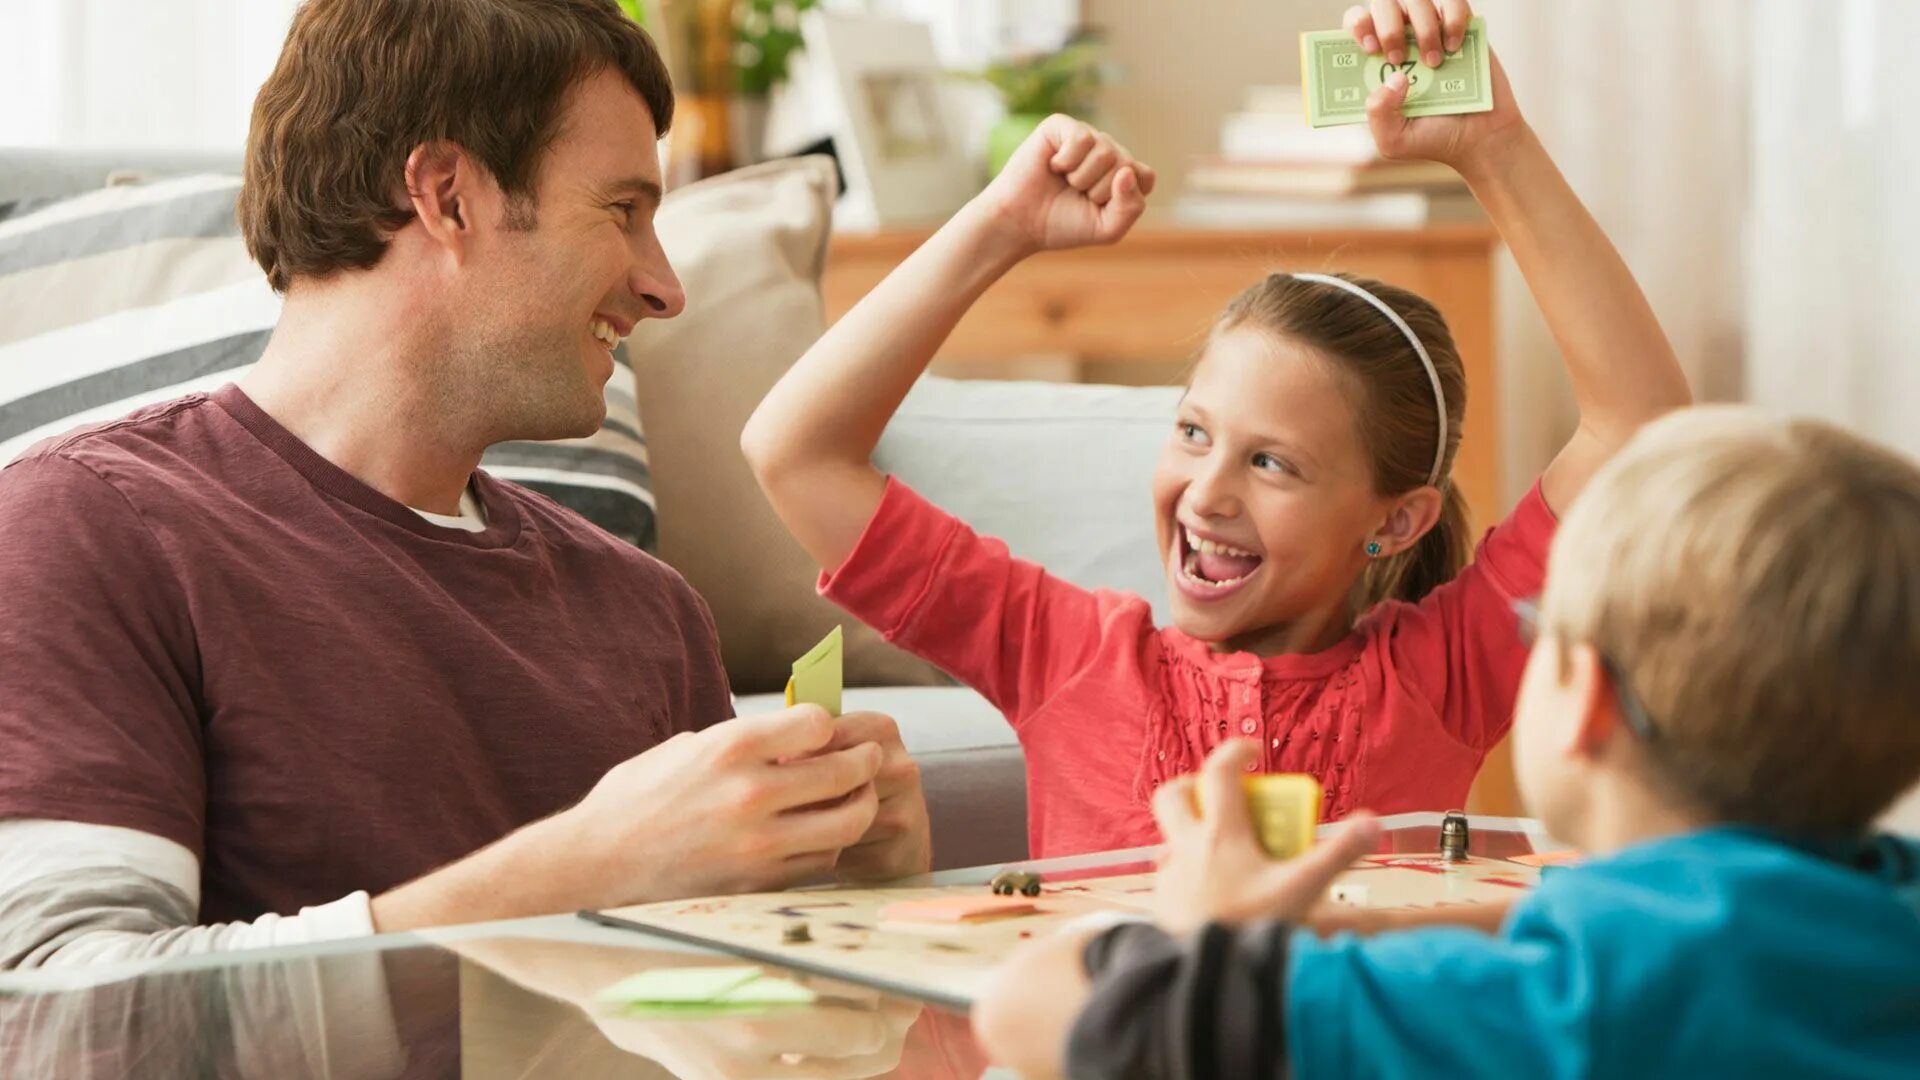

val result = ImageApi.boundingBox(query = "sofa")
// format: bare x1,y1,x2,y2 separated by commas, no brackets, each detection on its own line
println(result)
0,151,1191,872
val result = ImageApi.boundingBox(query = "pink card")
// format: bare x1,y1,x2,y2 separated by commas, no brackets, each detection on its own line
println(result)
1509,849,1583,868
879,896,1039,924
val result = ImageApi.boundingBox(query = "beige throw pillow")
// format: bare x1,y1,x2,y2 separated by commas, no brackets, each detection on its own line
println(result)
633,156,946,694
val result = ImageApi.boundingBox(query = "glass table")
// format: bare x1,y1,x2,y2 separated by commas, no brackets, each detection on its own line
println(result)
0,813,1559,1079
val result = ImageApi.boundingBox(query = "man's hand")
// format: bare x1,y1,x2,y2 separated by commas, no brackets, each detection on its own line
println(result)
1150,740,1380,935
1345,0,1527,177
824,711,932,881
560,705,887,904
971,115,1155,257
371,705,883,930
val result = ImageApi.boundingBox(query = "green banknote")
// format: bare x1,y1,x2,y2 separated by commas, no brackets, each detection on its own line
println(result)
1300,16,1492,127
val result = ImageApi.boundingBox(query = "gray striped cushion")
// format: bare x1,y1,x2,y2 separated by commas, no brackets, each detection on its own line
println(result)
0,175,656,549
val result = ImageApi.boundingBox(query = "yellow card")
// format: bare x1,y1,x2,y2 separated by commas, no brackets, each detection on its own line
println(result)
1199,773,1322,860
783,626,843,718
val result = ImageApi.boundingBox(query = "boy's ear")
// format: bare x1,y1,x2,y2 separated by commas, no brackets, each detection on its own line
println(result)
403,141,491,265
1370,486,1445,557
1561,641,1622,759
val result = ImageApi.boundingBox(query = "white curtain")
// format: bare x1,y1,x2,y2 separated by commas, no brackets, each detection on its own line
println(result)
1482,0,1919,834
1746,0,1920,835
0,0,300,151
1746,0,1920,460
1472,0,1750,503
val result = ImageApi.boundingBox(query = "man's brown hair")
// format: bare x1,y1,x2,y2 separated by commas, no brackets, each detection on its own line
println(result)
1545,407,1920,834
240,0,674,292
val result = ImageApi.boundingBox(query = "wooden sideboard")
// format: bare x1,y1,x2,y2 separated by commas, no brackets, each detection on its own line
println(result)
824,223,1502,524
823,222,1521,817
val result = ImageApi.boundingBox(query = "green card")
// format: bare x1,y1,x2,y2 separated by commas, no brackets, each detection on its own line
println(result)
784,625,843,718
711,977,818,1005
597,965,819,1015
1300,16,1493,127
597,966,764,1006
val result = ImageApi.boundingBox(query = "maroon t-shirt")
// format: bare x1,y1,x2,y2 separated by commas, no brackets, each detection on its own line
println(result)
0,385,733,922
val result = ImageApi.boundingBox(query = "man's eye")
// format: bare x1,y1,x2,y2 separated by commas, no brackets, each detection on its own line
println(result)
613,201,636,220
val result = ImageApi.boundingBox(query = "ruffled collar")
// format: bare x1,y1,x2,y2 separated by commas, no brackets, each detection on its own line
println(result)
1156,621,1371,681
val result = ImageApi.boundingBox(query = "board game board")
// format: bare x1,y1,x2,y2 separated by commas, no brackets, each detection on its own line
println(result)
583,852,1540,1009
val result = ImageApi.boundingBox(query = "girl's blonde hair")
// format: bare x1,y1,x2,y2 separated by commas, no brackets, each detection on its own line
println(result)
1216,272,1470,609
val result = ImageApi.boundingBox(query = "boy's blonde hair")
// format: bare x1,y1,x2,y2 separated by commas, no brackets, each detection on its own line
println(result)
1544,406,1920,833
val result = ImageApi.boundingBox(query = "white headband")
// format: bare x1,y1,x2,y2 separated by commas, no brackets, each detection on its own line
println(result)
1291,273,1448,487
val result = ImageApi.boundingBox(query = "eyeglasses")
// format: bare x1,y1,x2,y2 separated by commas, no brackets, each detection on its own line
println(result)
1511,597,1660,744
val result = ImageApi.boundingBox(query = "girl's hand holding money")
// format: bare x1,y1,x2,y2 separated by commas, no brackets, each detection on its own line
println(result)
1150,740,1380,935
1346,0,1527,177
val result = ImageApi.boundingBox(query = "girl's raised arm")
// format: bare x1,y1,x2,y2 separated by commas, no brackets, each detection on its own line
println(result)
742,116,1154,570
1352,0,1691,510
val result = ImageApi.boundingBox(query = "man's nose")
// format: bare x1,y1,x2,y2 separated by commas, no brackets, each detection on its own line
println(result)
632,247,685,320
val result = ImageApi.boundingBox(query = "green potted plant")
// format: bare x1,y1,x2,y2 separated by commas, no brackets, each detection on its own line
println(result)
614,0,815,174
978,30,1106,176
730,0,816,165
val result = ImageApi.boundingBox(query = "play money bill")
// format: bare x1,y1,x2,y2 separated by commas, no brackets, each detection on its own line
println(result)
1301,16,1492,127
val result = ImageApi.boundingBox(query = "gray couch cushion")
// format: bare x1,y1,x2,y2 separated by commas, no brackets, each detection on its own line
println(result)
876,376,1184,626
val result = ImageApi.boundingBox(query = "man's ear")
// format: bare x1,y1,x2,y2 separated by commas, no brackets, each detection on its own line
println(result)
1369,486,1444,557
403,141,481,263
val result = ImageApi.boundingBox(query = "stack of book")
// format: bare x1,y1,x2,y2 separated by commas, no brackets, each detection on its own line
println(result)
1175,86,1483,229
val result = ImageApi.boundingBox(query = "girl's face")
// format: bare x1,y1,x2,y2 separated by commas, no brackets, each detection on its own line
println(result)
1151,326,1399,654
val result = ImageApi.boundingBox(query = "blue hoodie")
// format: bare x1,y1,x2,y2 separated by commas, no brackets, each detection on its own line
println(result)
1287,828,1920,1078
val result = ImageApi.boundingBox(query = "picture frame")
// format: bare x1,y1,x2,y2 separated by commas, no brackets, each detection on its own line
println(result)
798,10,979,229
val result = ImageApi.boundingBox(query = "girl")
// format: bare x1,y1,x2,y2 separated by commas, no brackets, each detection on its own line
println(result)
743,0,1689,859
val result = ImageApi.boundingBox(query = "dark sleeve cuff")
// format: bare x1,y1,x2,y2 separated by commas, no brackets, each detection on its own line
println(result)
1067,921,1294,1080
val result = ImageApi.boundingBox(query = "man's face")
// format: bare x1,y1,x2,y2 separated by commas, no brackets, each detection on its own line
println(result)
453,67,683,444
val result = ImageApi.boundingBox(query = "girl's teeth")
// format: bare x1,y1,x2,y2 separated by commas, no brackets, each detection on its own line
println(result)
1183,526,1256,559
1181,550,1250,589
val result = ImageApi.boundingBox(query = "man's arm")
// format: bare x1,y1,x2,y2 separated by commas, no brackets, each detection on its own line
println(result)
0,454,922,956
1,706,899,966
0,820,376,969
369,706,886,931
0,822,410,1077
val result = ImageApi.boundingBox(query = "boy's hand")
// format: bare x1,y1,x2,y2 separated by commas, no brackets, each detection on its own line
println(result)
973,114,1156,257
1345,0,1526,175
1151,740,1380,935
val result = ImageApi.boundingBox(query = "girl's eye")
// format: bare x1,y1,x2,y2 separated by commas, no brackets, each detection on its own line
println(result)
1252,452,1293,476
1179,421,1210,447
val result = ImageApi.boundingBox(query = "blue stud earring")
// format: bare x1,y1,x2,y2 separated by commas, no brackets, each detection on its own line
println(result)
1365,540,1383,558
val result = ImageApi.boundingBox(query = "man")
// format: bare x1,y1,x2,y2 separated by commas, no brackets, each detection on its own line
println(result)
0,0,928,968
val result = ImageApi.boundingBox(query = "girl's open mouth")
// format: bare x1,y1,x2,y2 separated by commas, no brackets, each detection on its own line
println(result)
1173,523,1264,601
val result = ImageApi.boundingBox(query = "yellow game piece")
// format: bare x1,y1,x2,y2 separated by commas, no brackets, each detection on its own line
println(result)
1198,773,1323,859
784,626,843,718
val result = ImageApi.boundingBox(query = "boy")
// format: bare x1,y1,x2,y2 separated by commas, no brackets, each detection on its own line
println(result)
974,407,1920,1078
